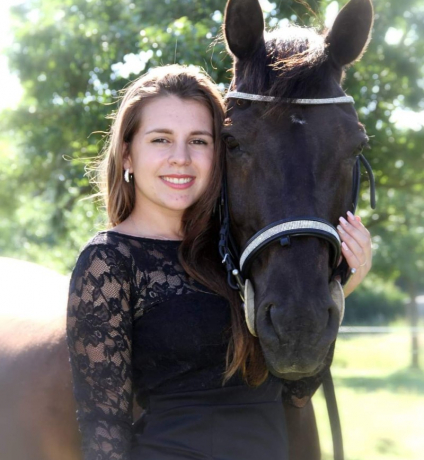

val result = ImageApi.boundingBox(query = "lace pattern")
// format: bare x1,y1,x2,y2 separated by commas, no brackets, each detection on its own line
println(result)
67,241,134,459
66,232,217,460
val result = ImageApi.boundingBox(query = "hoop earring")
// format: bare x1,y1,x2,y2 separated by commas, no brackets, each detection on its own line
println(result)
124,169,131,183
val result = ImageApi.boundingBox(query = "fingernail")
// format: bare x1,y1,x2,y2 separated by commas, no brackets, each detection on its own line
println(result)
342,242,350,251
339,217,348,225
347,211,354,219
337,225,345,234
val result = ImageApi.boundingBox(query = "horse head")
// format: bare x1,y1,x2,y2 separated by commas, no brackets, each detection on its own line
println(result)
222,0,374,380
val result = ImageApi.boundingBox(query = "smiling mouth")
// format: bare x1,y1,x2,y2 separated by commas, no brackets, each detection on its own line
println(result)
161,176,194,184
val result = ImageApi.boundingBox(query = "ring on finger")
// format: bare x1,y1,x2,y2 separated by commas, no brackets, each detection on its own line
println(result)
359,260,367,267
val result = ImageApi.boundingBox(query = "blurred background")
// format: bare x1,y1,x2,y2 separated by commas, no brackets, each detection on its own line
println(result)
0,0,423,458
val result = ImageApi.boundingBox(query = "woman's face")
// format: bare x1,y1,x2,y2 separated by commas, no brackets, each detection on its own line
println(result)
124,95,215,218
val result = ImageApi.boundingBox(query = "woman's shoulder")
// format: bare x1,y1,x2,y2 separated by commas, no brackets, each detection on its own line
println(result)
82,230,129,251
76,231,128,260
71,232,132,278
78,230,159,255
73,231,181,274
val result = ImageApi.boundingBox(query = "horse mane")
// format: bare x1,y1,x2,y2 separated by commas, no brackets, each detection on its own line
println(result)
235,24,332,106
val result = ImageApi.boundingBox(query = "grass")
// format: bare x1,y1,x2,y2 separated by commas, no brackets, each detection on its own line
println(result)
313,331,424,460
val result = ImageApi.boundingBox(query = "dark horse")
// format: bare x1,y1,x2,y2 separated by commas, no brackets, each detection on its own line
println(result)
221,0,373,457
222,0,373,377
0,1,373,459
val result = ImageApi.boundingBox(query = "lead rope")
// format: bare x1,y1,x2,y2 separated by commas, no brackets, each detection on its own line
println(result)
322,369,344,460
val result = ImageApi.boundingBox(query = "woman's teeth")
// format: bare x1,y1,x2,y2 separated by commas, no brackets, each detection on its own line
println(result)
162,177,193,184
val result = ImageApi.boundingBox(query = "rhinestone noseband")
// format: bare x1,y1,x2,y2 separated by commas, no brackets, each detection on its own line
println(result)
240,219,341,275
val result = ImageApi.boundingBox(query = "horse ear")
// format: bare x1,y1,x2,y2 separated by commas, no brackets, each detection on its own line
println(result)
326,0,374,68
224,0,265,59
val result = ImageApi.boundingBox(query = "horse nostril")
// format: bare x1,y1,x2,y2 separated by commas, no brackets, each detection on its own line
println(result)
264,303,275,328
327,304,333,327
265,303,274,312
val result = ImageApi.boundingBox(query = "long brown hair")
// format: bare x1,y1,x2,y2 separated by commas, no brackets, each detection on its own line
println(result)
98,64,267,386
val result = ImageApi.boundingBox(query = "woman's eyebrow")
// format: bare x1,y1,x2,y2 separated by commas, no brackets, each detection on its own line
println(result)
145,128,213,137
191,130,213,137
145,128,173,135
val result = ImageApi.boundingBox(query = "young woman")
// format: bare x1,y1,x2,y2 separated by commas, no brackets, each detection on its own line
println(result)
67,64,372,460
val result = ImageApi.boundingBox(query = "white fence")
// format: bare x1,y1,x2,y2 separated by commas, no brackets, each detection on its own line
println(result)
340,326,424,334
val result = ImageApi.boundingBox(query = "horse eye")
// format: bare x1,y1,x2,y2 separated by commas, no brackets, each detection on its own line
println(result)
223,135,240,151
235,99,251,110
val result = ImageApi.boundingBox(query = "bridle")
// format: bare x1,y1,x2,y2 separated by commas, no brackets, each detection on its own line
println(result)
219,89,376,460
219,90,376,336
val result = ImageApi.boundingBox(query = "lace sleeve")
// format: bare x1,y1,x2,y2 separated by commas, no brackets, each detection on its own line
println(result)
66,244,133,460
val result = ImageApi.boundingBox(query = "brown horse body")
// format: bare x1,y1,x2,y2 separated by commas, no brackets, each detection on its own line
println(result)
0,258,81,460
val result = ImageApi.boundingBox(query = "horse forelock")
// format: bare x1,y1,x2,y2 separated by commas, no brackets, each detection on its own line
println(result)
234,24,331,106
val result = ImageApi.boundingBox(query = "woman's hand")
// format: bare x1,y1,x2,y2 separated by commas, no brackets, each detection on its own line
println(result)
337,211,372,297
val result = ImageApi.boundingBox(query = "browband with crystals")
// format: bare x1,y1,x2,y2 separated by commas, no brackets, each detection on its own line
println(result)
226,91,355,105
239,219,341,273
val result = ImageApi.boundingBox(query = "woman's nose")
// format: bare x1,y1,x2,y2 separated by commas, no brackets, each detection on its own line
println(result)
168,143,191,166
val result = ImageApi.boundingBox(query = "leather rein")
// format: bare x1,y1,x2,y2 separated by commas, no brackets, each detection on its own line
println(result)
219,89,376,460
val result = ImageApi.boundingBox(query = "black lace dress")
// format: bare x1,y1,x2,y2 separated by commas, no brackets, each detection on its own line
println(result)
67,231,289,460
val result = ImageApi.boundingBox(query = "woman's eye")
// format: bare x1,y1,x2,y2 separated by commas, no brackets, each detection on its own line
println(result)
191,139,208,145
152,138,168,143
